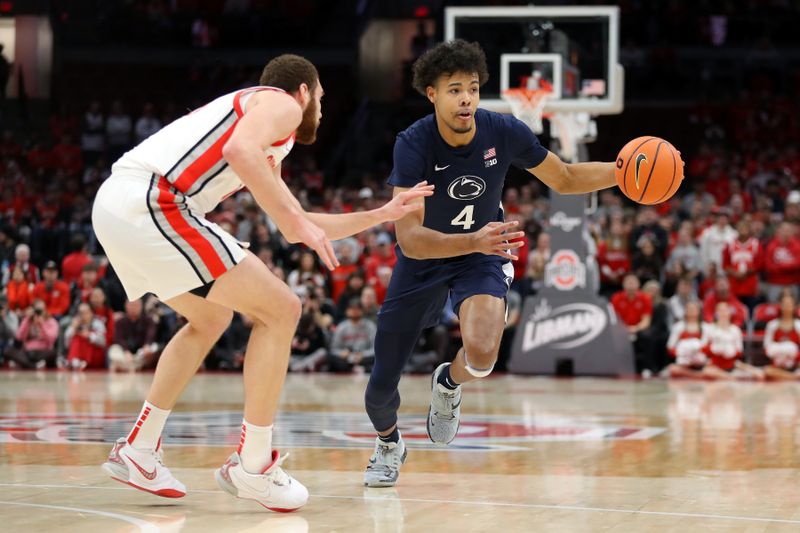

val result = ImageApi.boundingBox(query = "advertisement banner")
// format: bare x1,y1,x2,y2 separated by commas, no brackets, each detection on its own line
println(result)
509,193,634,375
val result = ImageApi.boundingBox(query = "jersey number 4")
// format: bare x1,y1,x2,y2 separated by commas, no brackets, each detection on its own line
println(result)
450,205,476,230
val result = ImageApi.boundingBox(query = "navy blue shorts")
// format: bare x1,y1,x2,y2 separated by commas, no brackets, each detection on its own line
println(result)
377,255,514,332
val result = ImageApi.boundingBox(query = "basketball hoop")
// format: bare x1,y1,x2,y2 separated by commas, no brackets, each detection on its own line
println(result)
502,87,551,134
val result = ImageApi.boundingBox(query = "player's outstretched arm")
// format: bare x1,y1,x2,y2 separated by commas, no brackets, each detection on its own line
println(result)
304,182,435,241
223,90,338,269
394,186,525,261
269,172,433,241
528,151,616,195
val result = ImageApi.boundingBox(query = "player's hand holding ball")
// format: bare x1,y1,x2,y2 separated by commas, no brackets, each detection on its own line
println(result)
615,136,684,205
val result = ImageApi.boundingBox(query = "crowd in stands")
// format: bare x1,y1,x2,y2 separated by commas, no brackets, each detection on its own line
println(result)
0,73,798,380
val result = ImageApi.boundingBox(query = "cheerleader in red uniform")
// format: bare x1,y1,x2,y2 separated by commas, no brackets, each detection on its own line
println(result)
704,302,764,380
763,293,800,381
667,301,708,378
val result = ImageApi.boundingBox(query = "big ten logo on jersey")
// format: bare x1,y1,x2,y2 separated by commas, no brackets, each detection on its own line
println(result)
544,249,587,291
483,146,497,167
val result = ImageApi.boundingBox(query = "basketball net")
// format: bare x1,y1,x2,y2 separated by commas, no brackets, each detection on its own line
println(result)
502,75,553,135
503,74,598,163
549,112,597,163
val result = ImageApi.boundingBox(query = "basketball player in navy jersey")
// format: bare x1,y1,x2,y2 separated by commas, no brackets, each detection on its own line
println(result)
364,40,619,487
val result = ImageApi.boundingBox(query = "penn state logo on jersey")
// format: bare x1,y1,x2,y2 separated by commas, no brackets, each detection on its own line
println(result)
447,175,486,201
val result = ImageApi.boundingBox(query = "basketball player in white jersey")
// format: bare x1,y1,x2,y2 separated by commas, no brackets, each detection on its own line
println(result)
93,54,432,511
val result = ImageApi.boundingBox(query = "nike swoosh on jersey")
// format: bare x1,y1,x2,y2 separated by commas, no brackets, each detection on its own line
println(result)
127,456,157,480
434,164,450,171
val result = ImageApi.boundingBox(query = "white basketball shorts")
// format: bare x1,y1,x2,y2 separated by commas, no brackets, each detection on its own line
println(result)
92,168,247,301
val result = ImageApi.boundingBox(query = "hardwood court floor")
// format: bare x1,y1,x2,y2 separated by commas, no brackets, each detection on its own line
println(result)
2,370,800,532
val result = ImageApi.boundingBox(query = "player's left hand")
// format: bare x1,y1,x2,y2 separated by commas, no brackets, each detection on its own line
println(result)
380,182,435,221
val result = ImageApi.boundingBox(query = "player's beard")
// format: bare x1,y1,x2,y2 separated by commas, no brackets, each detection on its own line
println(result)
295,98,319,145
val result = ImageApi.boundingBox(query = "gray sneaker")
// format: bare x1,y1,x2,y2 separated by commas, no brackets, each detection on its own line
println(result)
363,435,407,488
427,363,461,444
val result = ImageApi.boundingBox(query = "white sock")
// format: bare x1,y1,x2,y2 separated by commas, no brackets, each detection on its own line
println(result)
127,400,170,451
238,419,273,474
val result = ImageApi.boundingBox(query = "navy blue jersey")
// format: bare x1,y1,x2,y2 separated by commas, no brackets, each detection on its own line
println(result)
388,109,547,238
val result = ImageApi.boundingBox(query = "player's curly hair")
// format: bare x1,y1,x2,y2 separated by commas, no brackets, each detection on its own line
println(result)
411,39,489,96
260,54,319,94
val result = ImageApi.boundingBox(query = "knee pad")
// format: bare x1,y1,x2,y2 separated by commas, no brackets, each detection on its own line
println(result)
464,353,494,378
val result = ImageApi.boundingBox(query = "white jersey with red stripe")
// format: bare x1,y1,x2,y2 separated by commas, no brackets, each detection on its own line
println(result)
764,319,800,368
114,86,294,214
667,321,708,366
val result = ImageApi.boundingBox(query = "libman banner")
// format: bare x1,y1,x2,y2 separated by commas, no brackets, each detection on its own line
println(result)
510,295,634,375
510,193,634,376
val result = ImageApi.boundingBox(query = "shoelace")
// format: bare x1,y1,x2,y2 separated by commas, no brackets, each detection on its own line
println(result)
150,448,166,468
371,443,400,471
265,453,292,486
434,389,459,420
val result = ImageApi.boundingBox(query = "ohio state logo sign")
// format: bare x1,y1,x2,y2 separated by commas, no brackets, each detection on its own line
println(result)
544,249,587,291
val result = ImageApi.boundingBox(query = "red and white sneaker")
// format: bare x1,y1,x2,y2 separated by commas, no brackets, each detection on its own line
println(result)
215,450,308,512
102,437,186,498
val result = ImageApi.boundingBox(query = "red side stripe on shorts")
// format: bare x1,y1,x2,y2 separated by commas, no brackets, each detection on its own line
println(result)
156,177,227,278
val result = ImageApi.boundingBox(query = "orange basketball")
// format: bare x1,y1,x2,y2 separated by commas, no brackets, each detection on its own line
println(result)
614,136,684,205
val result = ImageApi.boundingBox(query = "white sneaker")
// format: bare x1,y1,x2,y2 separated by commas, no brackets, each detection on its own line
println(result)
102,437,186,498
363,435,407,487
215,450,308,512
427,363,461,444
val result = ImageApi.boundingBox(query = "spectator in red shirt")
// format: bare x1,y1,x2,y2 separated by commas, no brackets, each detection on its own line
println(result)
721,218,763,310
63,303,107,370
702,277,748,327
88,287,115,349
373,264,393,304
597,219,630,297
2,243,39,286
71,262,108,308
764,222,800,301
611,274,655,375
330,239,361,303
364,232,397,286
61,234,93,284
31,261,71,318
6,265,32,313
